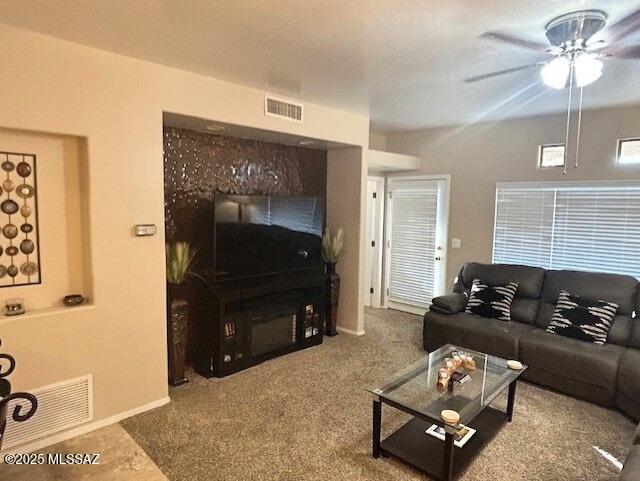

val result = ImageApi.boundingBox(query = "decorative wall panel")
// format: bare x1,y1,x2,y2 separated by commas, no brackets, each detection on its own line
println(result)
163,127,327,241
0,152,40,287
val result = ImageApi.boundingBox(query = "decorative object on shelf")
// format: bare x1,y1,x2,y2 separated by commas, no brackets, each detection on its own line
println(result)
463,354,477,371
322,227,344,337
0,339,38,451
440,409,460,425
63,294,85,307
166,241,200,386
436,367,451,390
452,352,463,369
507,360,523,370
0,152,40,288
5,298,25,316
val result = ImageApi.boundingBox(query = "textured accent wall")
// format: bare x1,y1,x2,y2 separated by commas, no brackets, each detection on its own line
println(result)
163,127,327,242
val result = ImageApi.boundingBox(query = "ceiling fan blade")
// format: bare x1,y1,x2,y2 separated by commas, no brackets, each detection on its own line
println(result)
586,39,607,51
463,63,543,83
605,45,640,59
480,32,549,51
600,8,640,43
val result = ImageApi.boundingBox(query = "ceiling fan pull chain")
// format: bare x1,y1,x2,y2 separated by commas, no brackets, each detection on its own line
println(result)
574,86,584,169
563,67,575,175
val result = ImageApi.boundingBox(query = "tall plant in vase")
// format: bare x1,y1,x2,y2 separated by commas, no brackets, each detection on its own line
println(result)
166,242,199,386
322,228,344,336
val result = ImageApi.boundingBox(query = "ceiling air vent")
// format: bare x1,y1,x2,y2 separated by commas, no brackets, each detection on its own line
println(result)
2,374,93,450
265,94,304,123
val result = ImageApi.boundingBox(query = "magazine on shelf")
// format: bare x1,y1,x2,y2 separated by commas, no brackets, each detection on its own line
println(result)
425,423,476,448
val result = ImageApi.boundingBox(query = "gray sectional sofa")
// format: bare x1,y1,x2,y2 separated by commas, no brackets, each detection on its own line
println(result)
423,262,640,477
622,423,640,480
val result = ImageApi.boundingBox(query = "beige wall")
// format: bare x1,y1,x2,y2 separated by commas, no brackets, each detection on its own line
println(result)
327,147,366,334
385,105,640,288
368,131,387,151
0,23,368,449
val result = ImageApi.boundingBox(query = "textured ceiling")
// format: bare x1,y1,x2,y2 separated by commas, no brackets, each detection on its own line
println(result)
1,0,640,131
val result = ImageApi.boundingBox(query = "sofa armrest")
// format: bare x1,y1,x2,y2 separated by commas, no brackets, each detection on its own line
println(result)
430,293,468,315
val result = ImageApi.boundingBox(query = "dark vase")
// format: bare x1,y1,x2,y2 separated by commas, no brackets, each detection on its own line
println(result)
325,263,340,336
167,283,190,386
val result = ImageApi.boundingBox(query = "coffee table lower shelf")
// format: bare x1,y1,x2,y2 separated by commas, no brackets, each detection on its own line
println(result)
380,407,506,480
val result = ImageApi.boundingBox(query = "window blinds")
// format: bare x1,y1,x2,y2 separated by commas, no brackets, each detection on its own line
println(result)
493,182,640,279
388,180,439,306
249,197,323,235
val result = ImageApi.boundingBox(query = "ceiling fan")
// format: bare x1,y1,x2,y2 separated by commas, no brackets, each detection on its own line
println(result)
466,8,640,88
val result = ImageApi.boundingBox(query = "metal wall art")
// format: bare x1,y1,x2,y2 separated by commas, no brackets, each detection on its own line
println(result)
0,152,40,288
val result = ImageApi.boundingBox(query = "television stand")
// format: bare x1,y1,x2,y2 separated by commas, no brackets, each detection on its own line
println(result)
193,270,326,378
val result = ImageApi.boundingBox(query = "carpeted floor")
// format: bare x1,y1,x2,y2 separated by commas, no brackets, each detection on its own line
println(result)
122,307,636,481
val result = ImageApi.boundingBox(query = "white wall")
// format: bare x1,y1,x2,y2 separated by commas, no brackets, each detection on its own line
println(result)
0,23,369,450
386,105,640,287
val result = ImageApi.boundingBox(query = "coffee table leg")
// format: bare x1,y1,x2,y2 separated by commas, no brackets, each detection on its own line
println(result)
443,431,454,481
507,381,517,422
372,400,381,458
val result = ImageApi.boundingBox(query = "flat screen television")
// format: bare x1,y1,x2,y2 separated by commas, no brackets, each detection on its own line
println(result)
212,194,325,282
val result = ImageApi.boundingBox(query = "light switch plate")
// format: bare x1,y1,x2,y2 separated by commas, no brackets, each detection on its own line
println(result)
134,224,157,236
451,238,462,249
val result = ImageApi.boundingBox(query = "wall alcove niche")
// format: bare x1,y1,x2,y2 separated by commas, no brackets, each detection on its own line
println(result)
162,122,329,366
0,128,92,316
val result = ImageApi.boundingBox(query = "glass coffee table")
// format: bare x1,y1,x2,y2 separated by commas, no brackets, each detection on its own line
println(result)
367,344,527,481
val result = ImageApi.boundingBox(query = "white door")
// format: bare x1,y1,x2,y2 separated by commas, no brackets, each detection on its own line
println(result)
365,177,384,307
385,177,448,314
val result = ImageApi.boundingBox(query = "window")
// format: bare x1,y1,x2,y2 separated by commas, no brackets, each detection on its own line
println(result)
493,181,640,279
538,144,565,168
618,138,640,165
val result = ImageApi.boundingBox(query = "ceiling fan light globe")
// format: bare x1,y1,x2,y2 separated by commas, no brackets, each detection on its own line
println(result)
575,52,603,87
541,56,570,89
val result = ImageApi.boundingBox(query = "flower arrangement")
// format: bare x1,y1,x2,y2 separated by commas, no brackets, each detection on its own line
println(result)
166,242,198,284
321,228,344,264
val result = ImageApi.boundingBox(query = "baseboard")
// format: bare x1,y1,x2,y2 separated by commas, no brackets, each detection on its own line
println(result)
1,396,170,457
336,326,365,336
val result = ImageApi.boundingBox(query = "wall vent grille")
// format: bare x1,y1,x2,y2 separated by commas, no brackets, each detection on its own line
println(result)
265,94,304,123
2,375,93,450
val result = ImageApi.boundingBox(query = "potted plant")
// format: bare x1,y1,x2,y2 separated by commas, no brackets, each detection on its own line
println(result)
166,242,199,386
322,228,344,336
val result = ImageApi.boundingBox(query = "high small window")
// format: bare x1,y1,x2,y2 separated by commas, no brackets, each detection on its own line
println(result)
538,144,565,168
618,138,640,165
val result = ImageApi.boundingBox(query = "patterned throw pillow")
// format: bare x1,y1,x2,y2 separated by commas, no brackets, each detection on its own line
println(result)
546,291,618,345
464,278,518,321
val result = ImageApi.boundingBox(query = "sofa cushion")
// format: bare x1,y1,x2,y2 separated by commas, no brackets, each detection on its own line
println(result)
546,291,618,345
537,302,632,345
455,262,545,299
519,329,624,390
465,279,518,321
536,270,638,347
542,270,637,316
423,311,532,359
453,263,545,325
617,349,640,422
621,445,640,481
523,365,615,407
